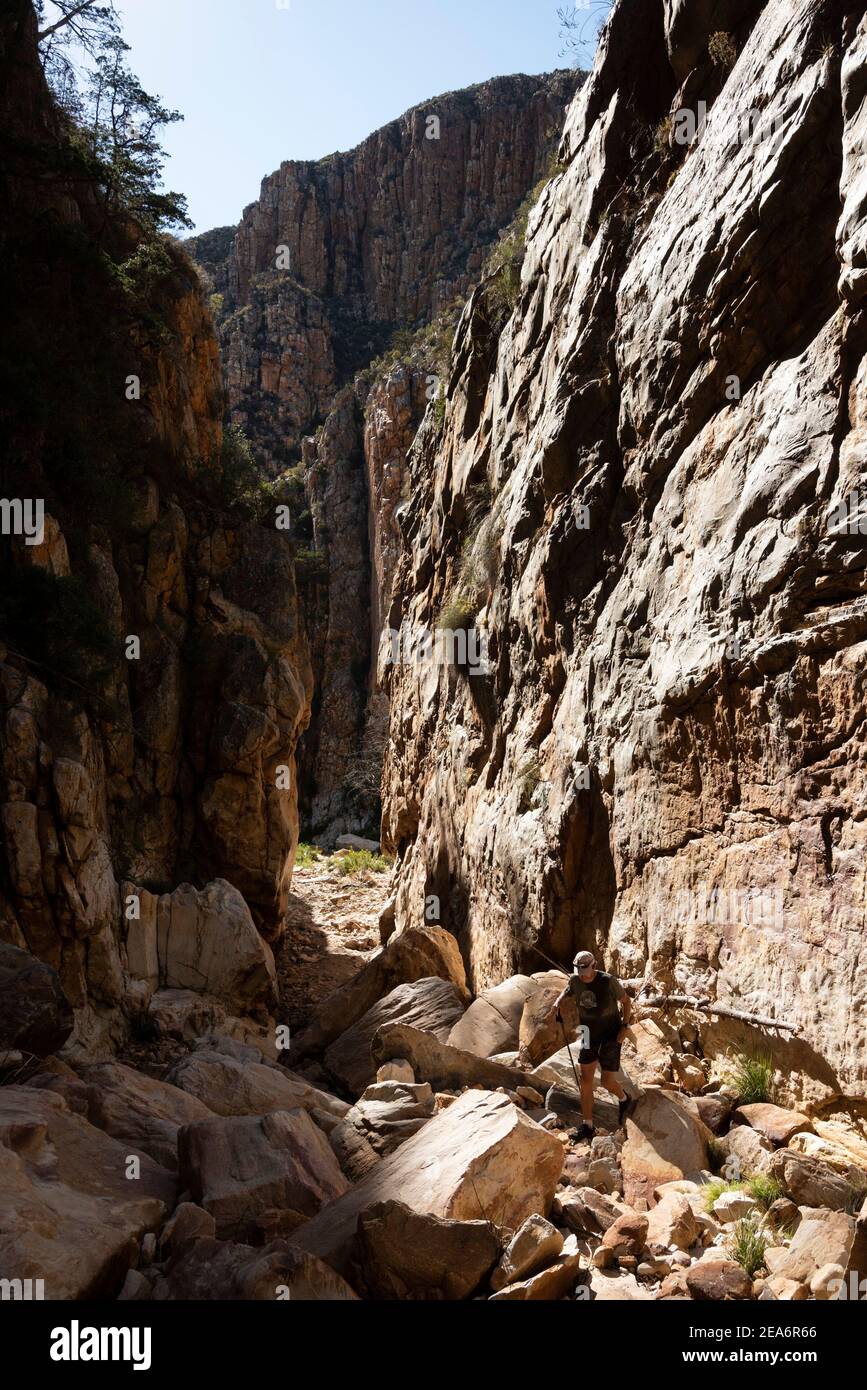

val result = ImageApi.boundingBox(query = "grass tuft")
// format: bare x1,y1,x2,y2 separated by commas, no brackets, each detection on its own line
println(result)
726,1051,774,1104
729,1218,767,1277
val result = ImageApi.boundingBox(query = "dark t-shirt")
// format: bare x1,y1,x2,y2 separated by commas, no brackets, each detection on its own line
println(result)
565,970,625,1040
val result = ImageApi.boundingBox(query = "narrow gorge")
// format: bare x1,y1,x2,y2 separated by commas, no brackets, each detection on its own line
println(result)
1,0,866,1323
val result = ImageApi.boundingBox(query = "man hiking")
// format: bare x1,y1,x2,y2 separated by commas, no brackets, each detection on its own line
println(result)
555,950,632,1141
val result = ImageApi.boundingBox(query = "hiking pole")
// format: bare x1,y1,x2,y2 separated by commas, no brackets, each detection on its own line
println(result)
558,1012,582,1093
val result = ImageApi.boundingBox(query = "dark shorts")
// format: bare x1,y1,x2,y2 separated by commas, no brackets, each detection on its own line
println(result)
579,1033,621,1071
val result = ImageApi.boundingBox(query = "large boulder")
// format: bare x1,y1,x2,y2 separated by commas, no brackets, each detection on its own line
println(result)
491,1214,564,1291
447,975,540,1057
166,1048,348,1132
0,1087,174,1299
127,879,278,1012
324,977,466,1096
646,1191,699,1251
356,1199,500,1300
769,1149,860,1212
621,1090,711,1204
329,1081,436,1177
686,1260,753,1301
179,1108,350,1239
764,1208,867,1284
588,1268,653,1301
162,1237,359,1300
717,1122,774,1178
518,982,579,1067
370,1023,537,1093
291,1090,563,1276
489,1234,585,1300
76,1062,215,1170
734,1104,814,1146
289,927,467,1063
0,942,73,1056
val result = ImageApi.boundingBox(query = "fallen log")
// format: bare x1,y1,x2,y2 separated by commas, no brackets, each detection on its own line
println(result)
630,991,799,1035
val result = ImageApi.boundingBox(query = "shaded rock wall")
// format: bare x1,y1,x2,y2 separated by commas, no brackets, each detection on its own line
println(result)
0,0,312,1050
380,0,867,1103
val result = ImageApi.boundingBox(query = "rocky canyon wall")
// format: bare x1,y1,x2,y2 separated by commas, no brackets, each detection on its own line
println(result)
0,0,312,1053
380,0,867,1105
191,73,582,844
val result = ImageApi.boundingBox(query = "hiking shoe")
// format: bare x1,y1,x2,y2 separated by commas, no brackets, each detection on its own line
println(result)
575,1123,595,1142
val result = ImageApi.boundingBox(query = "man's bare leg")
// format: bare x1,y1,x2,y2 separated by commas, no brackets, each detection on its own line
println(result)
601,1069,626,1103
580,1061,597,1128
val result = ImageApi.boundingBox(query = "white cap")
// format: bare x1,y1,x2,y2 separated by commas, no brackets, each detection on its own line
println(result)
573,951,595,970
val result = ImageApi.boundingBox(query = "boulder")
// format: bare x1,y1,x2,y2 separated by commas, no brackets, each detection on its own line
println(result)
179,1108,349,1239
151,879,277,1011
0,942,73,1056
335,835,380,853
619,1020,675,1087
324,977,466,1095
716,1122,774,1179
647,1191,699,1250
764,1275,810,1301
163,1238,359,1299
810,1263,846,1300
291,1090,563,1276
692,1093,733,1135
764,1208,867,1284
686,1260,753,1300
376,1059,414,1083
518,981,578,1067
289,927,467,1062
0,1086,174,1300
77,1062,214,1170
735,1104,814,1146
146,989,227,1042
447,975,540,1057
713,1191,758,1224
557,1186,622,1236
329,1081,436,1175
589,1269,653,1301
489,1234,584,1300
671,1054,706,1092
370,1023,536,1094
621,1090,711,1204
491,1214,564,1290
356,1199,499,1300
166,1049,348,1132
769,1149,858,1211
158,1202,216,1258
601,1212,648,1260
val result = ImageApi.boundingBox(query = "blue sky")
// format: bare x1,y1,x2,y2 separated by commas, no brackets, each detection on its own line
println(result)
108,0,602,233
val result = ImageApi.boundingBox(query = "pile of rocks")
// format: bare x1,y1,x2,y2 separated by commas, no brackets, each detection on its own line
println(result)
2,924,865,1301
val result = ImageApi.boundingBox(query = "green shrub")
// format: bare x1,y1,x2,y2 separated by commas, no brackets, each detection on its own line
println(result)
726,1051,774,1105
294,547,328,581
708,31,738,67
729,1218,767,1277
294,842,322,867
437,595,476,632
336,850,392,876
703,1177,743,1213
746,1174,784,1211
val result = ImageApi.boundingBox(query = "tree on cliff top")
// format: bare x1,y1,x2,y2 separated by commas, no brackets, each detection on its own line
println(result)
35,0,191,232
